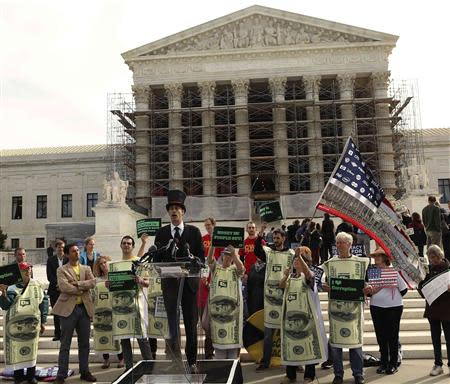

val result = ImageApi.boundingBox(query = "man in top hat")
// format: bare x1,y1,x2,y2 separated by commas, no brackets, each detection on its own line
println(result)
154,190,204,371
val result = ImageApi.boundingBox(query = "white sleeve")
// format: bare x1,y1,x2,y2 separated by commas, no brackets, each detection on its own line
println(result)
397,272,408,291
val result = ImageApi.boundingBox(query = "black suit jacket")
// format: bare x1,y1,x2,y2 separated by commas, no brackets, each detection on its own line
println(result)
154,223,204,293
46,255,68,294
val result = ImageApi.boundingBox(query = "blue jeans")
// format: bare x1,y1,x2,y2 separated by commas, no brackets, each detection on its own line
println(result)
262,327,275,367
331,346,364,378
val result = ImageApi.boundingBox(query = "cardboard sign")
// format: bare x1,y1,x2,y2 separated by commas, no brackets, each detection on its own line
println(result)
332,244,365,257
136,218,161,237
108,270,136,292
311,265,324,288
329,278,365,302
258,201,283,223
212,227,245,248
0,263,23,286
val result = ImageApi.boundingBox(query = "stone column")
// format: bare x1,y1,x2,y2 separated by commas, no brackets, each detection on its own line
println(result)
199,81,216,196
304,75,324,192
337,74,356,139
132,85,151,210
372,71,396,194
231,79,250,195
165,83,184,191
269,76,289,194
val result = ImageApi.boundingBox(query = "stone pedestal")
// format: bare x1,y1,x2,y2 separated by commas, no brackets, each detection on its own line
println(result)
93,202,146,261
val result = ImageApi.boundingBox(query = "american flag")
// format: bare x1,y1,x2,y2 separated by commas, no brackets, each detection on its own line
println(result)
367,266,399,289
316,137,427,288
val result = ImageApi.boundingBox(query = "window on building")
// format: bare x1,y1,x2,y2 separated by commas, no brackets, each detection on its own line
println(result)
438,178,450,203
86,193,98,217
36,195,47,218
36,237,45,248
12,196,22,220
61,194,72,218
11,238,19,249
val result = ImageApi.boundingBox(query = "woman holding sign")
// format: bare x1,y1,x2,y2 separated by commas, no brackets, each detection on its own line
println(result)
366,248,407,375
418,245,450,377
207,244,245,359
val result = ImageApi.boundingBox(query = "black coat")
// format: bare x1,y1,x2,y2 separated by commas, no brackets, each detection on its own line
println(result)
154,223,204,293
46,255,68,294
247,263,266,316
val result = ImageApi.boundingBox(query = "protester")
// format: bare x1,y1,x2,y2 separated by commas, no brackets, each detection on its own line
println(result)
266,227,275,244
79,236,99,270
287,220,300,248
92,255,124,369
295,218,310,244
207,245,245,359
0,262,48,384
52,244,96,383
309,223,322,266
422,196,442,247
322,231,369,384
14,247,26,263
418,245,450,377
366,248,407,375
154,189,204,372
46,239,67,341
47,242,54,258
321,213,335,263
247,254,266,317
114,235,154,370
438,205,450,260
239,222,265,275
279,246,327,383
335,219,354,235
409,212,427,258
254,225,295,371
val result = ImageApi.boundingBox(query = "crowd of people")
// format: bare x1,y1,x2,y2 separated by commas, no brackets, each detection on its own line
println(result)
0,192,449,384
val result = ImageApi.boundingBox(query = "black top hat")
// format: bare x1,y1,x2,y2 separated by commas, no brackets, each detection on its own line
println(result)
166,189,187,212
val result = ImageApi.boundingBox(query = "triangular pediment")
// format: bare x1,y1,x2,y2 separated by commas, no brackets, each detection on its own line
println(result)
122,5,398,59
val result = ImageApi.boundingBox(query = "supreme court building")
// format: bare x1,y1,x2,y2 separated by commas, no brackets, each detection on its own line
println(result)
118,5,402,220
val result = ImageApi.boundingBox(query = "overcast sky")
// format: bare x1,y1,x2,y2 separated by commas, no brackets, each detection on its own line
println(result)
1,0,449,149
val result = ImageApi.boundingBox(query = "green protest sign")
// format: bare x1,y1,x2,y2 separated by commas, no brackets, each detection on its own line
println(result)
136,218,161,237
329,278,365,302
0,263,23,286
108,270,137,292
259,201,283,223
212,227,245,248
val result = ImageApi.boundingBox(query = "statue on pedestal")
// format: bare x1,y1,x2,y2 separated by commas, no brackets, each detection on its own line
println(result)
101,172,128,205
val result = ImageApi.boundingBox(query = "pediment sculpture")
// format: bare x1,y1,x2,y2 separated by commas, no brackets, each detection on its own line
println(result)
101,171,129,205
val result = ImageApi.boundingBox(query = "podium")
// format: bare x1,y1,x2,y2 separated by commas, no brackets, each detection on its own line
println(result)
110,262,243,384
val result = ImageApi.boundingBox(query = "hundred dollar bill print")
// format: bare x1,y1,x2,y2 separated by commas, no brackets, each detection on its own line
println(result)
147,266,169,338
4,280,43,370
264,246,295,328
209,265,242,349
323,256,369,348
281,276,327,366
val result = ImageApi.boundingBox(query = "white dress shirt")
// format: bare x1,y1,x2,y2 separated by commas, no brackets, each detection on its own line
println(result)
170,222,185,238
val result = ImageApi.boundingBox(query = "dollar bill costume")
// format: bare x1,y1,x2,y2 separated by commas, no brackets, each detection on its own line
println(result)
146,266,169,339
281,274,327,366
93,280,121,353
262,245,295,328
109,260,148,340
1,279,48,370
209,262,243,349
322,255,369,348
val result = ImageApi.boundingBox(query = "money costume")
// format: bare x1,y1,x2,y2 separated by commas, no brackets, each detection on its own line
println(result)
147,266,169,339
281,274,327,366
93,280,121,353
1,279,48,370
263,245,295,328
322,255,369,349
209,263,243,350
109,260,148,340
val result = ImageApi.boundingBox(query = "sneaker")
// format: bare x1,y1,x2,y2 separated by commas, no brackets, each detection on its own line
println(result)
101,359,110,369
117,359,125,368
354,376,365,384
321,359,333,369
256,363,269,372
80,372,97,382
386,366,398,375
376,366,387,374
332,377,343,384
429,365,443,376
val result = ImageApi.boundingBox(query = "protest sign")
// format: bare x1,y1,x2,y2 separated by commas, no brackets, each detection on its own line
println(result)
259,201,283,223
108,270,136,292
136,218,161,237
329,278,365,302
212,227,244,248
0,263,23,286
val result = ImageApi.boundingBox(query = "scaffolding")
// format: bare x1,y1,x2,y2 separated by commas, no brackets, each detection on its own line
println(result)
106,77,423,210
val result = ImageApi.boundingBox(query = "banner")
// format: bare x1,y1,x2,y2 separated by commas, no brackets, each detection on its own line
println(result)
93,281,121,353
331,244,364,257
329,278,365,302
281,276,326,365
0,264,23,286
147,267,169,338
136,218,161,237
264,246,295,328
108,270,136,292
259,201,283,223
322,256,369,348
4,280,43,370
212,227,244,248
109,261,147,340
421,270,450,305
209,265,243,349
